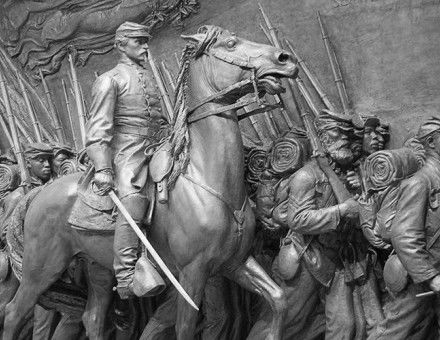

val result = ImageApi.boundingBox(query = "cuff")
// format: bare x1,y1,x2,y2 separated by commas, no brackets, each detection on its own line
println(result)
412,268,439,284
86,144,113,171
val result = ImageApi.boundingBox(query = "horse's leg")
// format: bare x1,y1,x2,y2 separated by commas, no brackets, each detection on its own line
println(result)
82,260,113,340
225,256,286,340
175,257,208,340
0,273,19,328
3,239,73,340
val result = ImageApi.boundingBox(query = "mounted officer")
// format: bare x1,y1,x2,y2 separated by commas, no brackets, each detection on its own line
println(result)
85,21,168,299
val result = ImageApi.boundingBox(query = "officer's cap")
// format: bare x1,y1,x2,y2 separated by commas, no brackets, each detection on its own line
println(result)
417,116,440,140
115,22,151,40
24,143,53,159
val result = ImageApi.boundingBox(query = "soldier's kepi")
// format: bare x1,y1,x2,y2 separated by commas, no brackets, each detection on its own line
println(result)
85,21,169,299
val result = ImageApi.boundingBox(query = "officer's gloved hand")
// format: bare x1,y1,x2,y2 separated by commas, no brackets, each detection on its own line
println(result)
93,168,114,195
429,274,440,293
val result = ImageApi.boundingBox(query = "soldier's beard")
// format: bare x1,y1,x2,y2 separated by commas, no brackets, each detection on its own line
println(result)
326,142,354,166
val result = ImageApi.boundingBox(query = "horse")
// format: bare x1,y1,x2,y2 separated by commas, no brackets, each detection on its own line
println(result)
3,25,298,340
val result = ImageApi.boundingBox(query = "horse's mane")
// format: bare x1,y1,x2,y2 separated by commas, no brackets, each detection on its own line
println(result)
166,26,222,188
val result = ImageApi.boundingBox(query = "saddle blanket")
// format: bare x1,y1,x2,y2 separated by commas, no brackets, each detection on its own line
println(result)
68,169,116,233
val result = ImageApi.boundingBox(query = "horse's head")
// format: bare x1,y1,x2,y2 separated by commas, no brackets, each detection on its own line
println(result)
182,25,298,102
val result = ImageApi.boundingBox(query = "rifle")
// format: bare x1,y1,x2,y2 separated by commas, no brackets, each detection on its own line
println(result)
295,78,320,117
0,109,13,148
68,54,86,146
144,52,173,124
61,79,79,150
284,39,336,112
0,70,31,191
259,23,273,45
39,69,66,143
16,72,43,142
297,89,351,203
317,11,350,115
245,110,265,141
258,2,302,128
160,61,176,93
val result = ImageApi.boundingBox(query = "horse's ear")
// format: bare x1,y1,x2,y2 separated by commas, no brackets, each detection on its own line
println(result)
181,33,206,45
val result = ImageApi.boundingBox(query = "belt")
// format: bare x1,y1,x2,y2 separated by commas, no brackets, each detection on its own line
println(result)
114,124,162,138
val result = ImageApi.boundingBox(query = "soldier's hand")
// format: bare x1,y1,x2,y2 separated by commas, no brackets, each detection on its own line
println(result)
93,169,114,195
338,198,360,220
346,170,361,189
429,274,440,293
357,197,375,228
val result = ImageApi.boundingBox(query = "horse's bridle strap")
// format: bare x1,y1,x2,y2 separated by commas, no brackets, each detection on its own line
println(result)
188,78,254,114
188,96,258,123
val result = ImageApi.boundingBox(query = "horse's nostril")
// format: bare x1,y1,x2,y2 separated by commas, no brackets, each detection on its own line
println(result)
277,52,290,63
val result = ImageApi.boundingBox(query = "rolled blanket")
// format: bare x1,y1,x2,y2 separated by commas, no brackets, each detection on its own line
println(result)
269,134,309,175
0,164,20,198
364,148,420,191
246,148,268,181
59,159,79,176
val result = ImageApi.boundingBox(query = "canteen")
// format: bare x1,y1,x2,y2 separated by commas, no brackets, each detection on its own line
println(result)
276,236,300,281
383,254,408,294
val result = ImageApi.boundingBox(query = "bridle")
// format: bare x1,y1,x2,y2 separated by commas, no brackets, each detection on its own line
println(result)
187,47,279,124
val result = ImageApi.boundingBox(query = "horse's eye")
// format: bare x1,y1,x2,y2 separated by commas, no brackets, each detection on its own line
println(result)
226,39,237,49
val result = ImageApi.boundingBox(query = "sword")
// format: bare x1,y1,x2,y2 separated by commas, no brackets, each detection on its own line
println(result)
108,190,199,311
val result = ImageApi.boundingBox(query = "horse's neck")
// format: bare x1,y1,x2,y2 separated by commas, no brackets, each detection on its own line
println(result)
186,67,246,206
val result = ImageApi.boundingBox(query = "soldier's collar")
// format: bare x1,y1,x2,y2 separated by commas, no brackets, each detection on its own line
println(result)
119,54,144,70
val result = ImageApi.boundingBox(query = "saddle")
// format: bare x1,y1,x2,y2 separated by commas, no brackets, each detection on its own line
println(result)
69,140,174,233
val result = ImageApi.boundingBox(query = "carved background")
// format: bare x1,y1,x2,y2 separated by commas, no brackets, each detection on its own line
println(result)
0,0,440,151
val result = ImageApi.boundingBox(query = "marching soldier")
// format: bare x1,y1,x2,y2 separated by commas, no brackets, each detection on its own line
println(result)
51,143,76,177
85,21,168,299
359,117,440,339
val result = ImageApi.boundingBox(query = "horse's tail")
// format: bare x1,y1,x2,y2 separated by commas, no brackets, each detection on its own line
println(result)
5,186,43,281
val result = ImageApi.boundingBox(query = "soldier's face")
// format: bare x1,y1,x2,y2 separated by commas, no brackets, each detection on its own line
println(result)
322,128,354,166
363,125,385,156
27,155,52,182
52,153,70,176
120,37,149,63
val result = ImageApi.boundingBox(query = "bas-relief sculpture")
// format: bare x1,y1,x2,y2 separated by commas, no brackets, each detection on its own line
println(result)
0,1,440,339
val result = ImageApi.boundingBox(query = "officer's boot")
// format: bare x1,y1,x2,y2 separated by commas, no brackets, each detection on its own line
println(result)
113,193,165,299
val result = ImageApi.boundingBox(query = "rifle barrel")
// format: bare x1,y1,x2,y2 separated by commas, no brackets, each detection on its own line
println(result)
317,11,350,114
284,39,336,112
39,69,66,143
259,23,273,45
16,72,42,142
258,3,280,48
160,61,176,93
145,53,174,123
295,78,320,117
0,70,30,189
61,79,79,150
68,54,86,146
